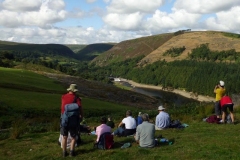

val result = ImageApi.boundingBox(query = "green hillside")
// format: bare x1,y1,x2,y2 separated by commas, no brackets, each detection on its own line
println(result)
76,43,115,61
0,67,240,160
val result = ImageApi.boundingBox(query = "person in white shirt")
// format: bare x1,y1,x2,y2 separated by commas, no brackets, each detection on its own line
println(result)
113,110,136,136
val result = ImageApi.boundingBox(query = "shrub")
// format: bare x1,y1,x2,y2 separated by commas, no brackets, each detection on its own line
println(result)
10,118,26,139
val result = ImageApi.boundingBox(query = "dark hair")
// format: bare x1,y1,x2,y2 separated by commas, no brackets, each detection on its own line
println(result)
100,116,107,124
126,110,132,116
141,113,149,121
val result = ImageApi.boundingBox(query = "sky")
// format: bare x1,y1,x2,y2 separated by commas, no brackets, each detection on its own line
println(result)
0,0,240,44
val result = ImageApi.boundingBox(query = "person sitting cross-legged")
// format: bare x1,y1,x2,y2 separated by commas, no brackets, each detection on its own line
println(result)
134,113,157,148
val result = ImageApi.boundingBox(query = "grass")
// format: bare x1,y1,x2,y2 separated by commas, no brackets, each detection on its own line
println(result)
0,122,240,160
1,67,240,159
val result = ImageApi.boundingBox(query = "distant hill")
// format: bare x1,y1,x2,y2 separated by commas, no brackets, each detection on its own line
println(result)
91,31,240,66
75,43,115,61
0,41,75,58
64,44,87,53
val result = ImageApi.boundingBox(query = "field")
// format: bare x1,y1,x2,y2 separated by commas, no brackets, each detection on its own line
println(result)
1,67,240,159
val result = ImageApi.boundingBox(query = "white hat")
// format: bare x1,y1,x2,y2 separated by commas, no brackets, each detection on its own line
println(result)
158,106,165,110
138,112,142,116
67,84,78,92
219,80,224,87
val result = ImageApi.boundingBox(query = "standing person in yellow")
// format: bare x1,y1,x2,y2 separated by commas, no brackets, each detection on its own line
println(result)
214,80,225,118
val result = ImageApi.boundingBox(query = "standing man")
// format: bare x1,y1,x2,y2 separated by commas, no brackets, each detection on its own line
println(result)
134,113,156,148
214,80,225,118
155,106,170,130
61,84,83,157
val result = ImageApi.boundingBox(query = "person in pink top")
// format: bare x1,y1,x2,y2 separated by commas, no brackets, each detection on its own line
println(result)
95,117,111,143
220,95,235,124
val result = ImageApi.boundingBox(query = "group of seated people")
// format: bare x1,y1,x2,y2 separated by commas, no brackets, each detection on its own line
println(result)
95,105,171,148
61,105,171,149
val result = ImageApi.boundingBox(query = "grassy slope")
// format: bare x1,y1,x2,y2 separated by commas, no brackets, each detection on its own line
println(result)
91,31,240,66
91,33,174,66
1,68,240,159
140,31,240,65
0,122,240,160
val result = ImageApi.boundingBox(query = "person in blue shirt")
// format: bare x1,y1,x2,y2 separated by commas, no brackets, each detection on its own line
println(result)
136,112,143,126
155,106,170,130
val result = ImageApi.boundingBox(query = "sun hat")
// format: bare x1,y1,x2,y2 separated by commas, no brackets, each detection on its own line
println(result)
219,80,224,87
158,105,165,110
67,84,78,92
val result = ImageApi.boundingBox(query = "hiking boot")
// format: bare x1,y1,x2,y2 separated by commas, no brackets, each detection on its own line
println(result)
62,151,68,158
69,150,75,157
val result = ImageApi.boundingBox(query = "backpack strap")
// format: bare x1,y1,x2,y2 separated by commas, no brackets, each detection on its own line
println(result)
73,95,78,103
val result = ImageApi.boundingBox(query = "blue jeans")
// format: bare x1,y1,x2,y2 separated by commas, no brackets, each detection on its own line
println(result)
113,127,124,136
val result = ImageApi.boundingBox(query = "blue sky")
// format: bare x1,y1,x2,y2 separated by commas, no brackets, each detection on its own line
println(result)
0,0,239,44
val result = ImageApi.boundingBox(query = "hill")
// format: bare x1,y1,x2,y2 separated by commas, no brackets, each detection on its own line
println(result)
91,31,240,66
91,33,174,66
76,43,115,61
0,41,75,58
139,31,240,65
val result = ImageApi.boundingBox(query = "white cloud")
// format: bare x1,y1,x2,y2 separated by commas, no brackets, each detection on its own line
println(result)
0,0,67,28
103,12,143,30
205,6,240,32
107,0,164,14
2,0,42,12
46,0,65,11
174,0,240,14
145,9,201,33
0,0,240,44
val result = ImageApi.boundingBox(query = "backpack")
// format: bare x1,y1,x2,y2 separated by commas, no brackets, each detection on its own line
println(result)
61,96,80,128
169,120,183,128
206,115,221,124
226,114,232,124
94,132,114,150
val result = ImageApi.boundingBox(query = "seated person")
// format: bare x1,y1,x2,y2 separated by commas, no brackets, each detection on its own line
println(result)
136,112,143,126
155,106,170,130
113,110,136,136
134,113,156,148
95,117,111,144
106,116,115,128
112,123,125,136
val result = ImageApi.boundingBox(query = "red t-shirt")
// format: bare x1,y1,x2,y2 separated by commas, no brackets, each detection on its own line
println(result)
220,96,233,107
61,93,82,114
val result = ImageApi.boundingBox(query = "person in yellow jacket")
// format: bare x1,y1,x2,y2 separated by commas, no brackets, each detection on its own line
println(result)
214,80,226,118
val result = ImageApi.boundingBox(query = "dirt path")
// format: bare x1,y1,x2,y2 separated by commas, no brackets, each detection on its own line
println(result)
121,79,215,102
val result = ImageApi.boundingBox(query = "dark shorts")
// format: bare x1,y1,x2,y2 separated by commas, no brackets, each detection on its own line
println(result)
215,101,221,115
222,104,233,112
60,126,78,137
